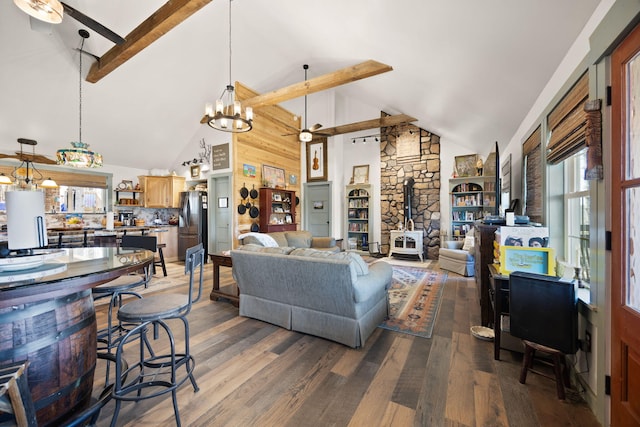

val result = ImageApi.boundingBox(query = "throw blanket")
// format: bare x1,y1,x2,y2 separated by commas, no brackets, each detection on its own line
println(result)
238,232,279,247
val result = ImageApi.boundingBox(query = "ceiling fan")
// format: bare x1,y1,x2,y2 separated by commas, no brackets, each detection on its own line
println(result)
287,64,324,142
0,138,56,165
14,0,125,44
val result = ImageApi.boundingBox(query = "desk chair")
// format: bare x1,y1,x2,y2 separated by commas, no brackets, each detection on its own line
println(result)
509,271,578,400
110,244,205,427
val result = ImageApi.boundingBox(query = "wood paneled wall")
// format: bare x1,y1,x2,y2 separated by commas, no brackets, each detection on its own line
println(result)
232,82,301,245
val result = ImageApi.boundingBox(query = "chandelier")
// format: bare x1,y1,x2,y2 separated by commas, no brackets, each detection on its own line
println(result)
57,30,103,168
13,0,63,24
0,139,58,189
204,0,253,133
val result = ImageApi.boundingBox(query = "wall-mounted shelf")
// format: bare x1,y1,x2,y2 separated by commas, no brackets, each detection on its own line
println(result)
114,189,143,207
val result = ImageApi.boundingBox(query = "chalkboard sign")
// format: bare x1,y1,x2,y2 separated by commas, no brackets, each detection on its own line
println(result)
211,143,229,170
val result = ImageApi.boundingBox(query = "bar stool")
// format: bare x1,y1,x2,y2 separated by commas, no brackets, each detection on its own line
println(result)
110,244,205,427
93,235,155,353
0,361,37,427
155,242,167,276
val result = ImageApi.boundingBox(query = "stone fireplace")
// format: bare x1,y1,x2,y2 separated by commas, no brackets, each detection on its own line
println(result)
380,116,441,259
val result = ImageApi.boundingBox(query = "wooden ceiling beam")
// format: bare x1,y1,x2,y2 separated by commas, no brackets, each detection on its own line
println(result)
200,60,393,123
317,114,417,137
86,0,214,83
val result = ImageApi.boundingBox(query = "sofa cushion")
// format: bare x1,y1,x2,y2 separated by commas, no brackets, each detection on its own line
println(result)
237,244,295,255
285,231,313,248
289,248,369,283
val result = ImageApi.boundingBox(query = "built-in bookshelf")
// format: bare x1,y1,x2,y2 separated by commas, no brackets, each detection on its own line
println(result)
449,176,496,240
346,184,372,252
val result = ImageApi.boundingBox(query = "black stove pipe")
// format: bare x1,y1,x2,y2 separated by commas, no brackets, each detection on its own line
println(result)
403,177,415,224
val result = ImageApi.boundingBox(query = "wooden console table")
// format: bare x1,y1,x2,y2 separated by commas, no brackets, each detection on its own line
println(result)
209,253,239,307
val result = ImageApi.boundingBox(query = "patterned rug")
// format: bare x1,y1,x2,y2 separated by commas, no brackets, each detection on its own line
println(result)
378,263,448,339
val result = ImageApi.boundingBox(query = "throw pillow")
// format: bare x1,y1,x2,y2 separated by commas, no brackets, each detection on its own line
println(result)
238,232,279,247
285,231,312,248
462,234,475,251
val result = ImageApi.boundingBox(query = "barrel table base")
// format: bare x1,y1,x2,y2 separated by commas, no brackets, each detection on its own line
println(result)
0,289,96,426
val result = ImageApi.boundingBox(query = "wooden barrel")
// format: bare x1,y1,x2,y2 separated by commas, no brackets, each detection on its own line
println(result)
0,289,96,426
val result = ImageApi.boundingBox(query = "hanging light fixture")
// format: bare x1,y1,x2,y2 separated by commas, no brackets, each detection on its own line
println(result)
299,65,313,143
13,0,63,24
7,139,58,189
204,0,252,133
57,30,103,168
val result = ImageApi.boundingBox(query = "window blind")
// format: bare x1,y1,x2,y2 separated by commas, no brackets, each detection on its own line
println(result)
523,126,543,224
546,72,589,164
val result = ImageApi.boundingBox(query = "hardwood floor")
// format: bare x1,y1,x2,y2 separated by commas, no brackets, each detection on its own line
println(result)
92,260,601,427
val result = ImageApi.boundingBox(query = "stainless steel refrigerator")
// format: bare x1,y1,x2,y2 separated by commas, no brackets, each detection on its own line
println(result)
178,191,208,261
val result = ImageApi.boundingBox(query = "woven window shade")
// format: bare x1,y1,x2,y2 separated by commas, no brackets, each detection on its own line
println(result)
523,126,543,224
546,72,589,164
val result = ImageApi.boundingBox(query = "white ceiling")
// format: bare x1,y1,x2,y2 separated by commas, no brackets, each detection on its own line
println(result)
0,0,601,171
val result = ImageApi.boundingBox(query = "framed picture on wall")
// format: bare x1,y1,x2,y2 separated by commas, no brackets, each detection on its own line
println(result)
306,140,327,182
455,154,478,177
262,164,286,188
190,165,200,178
352,165,369,184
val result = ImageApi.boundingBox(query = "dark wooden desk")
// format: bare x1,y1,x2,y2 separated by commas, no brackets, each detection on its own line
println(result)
488,264,510,360
209,253,239,306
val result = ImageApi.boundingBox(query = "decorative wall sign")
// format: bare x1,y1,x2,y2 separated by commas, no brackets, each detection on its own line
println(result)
211,143,229,170
306,140,327,181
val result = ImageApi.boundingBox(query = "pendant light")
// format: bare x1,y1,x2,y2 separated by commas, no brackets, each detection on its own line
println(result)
13,0,63,24
204,0,253,133
56,30,103,168
299,64,313,143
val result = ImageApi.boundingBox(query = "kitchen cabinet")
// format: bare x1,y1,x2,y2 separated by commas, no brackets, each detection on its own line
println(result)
139,176,185,208
149,226,178,262
259,188,296,233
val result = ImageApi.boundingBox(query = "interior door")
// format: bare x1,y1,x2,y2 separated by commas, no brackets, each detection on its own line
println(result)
303,182,332,237
210,175,231,253
611,21,640,426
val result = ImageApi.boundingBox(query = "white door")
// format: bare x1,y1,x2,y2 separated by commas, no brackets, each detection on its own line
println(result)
304,182,332,237
210,175,231,253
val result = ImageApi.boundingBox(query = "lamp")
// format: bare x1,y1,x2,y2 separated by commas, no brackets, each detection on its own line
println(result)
10,139,58,189
298,64,314,143
57,30,103,168
13,0,63,24
204,0,252,133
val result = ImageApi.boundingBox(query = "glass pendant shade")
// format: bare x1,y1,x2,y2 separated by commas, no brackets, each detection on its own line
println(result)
40,177,58,188
299,129,313,142
14,0,63,24
57,142,103,168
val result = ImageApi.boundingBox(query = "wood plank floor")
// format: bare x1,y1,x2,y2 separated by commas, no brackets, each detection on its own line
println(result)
92,260,601,427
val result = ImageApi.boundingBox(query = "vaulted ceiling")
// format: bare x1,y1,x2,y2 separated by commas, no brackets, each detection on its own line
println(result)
0,0,601,170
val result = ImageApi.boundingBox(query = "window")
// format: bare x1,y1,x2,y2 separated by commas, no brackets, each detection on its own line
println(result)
564,150,590,282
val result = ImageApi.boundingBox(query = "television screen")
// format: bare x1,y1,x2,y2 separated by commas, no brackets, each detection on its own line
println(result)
509,271,578,354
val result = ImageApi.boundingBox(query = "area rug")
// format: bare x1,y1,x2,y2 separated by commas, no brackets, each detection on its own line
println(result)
378,263,448,339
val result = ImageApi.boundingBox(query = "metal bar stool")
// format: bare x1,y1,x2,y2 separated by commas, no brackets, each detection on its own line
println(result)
0,361,37,427
92,235,154,385
110,244,205,427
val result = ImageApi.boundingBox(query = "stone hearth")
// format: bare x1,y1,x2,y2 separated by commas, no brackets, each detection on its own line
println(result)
380,118,441,260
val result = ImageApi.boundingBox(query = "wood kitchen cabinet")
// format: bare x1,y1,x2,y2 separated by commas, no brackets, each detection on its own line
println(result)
149,226,178,262
139,176,185,208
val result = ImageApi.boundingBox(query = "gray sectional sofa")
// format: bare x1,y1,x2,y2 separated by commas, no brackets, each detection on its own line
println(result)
239,230,340,252
231,245,393,348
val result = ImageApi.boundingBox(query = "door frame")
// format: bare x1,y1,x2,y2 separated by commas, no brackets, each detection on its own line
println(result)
208,173,232,254
303,181,333,236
